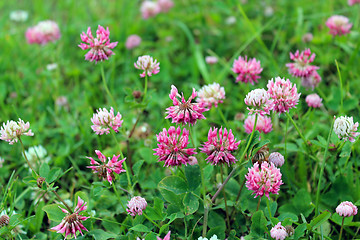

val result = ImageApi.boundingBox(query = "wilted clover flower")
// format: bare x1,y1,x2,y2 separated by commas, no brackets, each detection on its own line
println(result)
245,162,283,199
267,77,300,114
305,93,323,108
244,88,274,116
200,127,240,166
326,15,352,36
232,56,263,85
196,83,225,109
50,197,89,239
268,152,285,167
134,55,160,77
244,115,272,134
78,25,118,63
333,116,359,142
0,118,34,144
157,231,171,240
91,107,123,135
165,85,207,125
25,20,60,45
336,201,358,217
126,196,147,216
87,150,126,184
153,126,197,167
286,49,319,78
270,222,288,240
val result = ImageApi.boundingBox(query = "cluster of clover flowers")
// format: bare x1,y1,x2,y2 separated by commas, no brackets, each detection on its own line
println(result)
1,22,360,240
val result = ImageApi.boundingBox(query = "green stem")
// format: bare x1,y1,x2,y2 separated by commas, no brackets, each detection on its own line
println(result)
100,64,118,109
202,206,209,237
111,131,133,194
143,213,160,229
184,217,188,239
18,137,38,176
285,111,308,147
217,107,228,126
339,217,345,240
267,198,272,221
335,60,343,114
256,197,262,211
142,74,148,105
239,114,258,163
315,117,335,216
220,165,231,231
112,183,126,212
51,189,73,213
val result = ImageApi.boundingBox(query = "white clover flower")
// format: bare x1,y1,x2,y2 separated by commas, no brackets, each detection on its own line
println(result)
10,10,28,22
333,116,360,142
23,145,50,169
0,118,34,144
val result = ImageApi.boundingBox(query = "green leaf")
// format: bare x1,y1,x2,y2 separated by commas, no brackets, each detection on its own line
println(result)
39,163,50,179
29,201,45,233
130,224,150,232
133,160,145,176
208,211,226,230
250,140,270,160
307,210,331,230
146,198,165,221
42,204,64,222
88,229,118,240
158,176,188,194
294,223,307,240
185,165,201,191
330,213,353,226
183,192,199,215
250,210,267,237
47,168,62,183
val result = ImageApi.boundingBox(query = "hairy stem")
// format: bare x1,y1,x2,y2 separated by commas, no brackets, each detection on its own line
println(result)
339,217,345,240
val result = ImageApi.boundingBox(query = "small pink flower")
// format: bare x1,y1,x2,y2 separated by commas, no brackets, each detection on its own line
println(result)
165,85,207,125
305,93,323,108
25,20,60,45
78,25,118,63
244,88,274,116
91,107,123,135
205,56,218,65
127,196,147,216
267,77,301,114
0,118,34,145
157,231,171,240
196,83,225,109
200,127,241,166
153,126,197,167
348,0,360,5
125,34,141,49
232,56,263,85
302,33,313,43
157,0,174,12
188,156,198,165
333,116,360,142
336,201,358,217
245,162,283,199
50,197,89,239
134,55,160,78
244,115,272,134
270,222,288,240
286,49,319,78
87,150,126,184
301,70,322,90
326,15,352,36
269,152,285,167
140,1,161,19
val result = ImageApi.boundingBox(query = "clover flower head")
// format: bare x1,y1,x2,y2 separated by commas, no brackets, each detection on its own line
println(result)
333,116,360,142
127,196,147,216
0,118,34,144
244,115,272,134
165,85,207,125
305,93,323,108
302,33,313,43
91,107,123,135
245,162,283,199
200,127,241,166
267,77,301,114
125,34,142,49
336,201,358,217
270,222,288,240
232,56,263,84
50,197,90,239
326,15,352,36
134,55,160,77
87,150,126,184
153,126,197,167
78,25,118,63
269,152,285,167
348,0,360,5
196,83,225,109
205,56,218,65
301,70,322,90
10,10,28,22
157,0,174,12
244,88,274,116
286,49,319,78
140,1,161,19
26,20,60,45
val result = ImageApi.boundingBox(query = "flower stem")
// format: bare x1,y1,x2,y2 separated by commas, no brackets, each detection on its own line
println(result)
100,64,118,110
217,107,228,126
202,206,209,237
18,137,38,176
112,183,126,212
51,189,73,213
267,198,272,221
143,213,160,229
143,75,148,104
285,111,308,147
220,165,231,231
315,117,335,216
256,197,262,211
335,60,343,114
111,131,133,194
339,217,345,240
239,114,258,164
